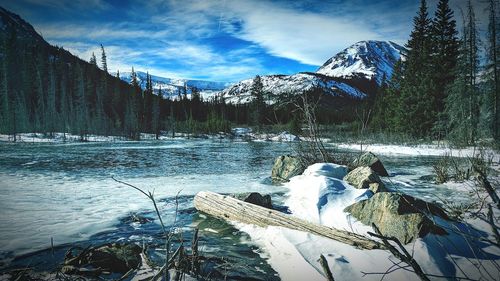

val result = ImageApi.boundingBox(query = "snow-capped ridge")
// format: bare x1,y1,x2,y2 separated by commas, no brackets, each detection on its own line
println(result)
116,71,232,101
220,72,366,104
317,40,405,84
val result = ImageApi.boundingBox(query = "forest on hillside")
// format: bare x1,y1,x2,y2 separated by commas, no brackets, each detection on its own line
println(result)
369,0,499,146
0,0,498,147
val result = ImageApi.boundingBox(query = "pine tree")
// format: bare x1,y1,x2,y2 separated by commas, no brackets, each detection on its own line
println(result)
90,52,97,66
152,89,161,139
250,75,265,127
74,64,87,139
0,35,9,134
143,72,153,132
46,60,56,135
487,0,500,142
445,1,481,145
398,0,436,137
430,0,459,114
465,0,480,143
100,44,108,73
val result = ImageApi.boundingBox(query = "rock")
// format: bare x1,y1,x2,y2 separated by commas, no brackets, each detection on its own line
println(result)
344,192,448,244
343,166,387,192
90,243,142,272
303,163,349,180
270,131,300,142
353,152,389,176
231,127,252,137
234,192,273,209
271,155,305,183
64,243,142,273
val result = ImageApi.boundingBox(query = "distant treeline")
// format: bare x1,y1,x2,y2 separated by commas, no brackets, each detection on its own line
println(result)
0,24,355,140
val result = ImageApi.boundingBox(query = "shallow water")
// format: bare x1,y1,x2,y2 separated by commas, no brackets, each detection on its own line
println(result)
0,139,469,278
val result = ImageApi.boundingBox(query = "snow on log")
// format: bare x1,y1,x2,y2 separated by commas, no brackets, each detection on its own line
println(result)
193,191,385,250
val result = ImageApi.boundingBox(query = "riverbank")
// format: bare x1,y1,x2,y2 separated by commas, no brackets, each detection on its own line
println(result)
0,129,300,143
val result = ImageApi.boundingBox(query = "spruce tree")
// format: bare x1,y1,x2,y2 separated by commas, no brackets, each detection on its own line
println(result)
398,0,436,137
487,0,500,142
250,75,265,127
100,44,108,73
90,52,97,66
445,1,481,145
431,0,459,114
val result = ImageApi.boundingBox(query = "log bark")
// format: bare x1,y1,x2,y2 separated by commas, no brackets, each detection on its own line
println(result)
194,191,385,250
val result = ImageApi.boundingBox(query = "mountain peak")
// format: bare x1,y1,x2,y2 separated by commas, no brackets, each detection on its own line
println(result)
316,40,405,84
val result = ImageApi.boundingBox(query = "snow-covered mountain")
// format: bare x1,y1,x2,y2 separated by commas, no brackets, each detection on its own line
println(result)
219,40,405,104
317,40,405,85
117,71,231,100
222,72,366,104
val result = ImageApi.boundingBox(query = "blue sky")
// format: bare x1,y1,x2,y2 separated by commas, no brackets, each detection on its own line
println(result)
0,0,489,82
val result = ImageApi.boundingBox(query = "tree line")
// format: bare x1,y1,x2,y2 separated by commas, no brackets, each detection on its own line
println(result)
0,27,262,140
369,0,499,146
0,20,350,141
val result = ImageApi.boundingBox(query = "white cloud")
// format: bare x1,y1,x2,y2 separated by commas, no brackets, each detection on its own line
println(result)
54,40,263,82
224,1,382,65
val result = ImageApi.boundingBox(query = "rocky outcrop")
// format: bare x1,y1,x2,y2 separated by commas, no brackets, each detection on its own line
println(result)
343,166,387,193
352,152,389,176
234,192,273,209
344,192,448,244
271,155,305,183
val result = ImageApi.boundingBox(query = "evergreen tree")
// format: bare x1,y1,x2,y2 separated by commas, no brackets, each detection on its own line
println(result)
89,52,97,66
398,0,436,137
250,75,265,127
0,35,9,134
445,1,481,145
430,0,460,114
143,72,153,132
465,0,480,142
152,88,161,139
100,44,108,73
487,0,500,142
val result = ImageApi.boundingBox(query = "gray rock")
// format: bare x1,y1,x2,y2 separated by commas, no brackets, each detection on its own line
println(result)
64,243,142,273
343,166,387,193
344,192,448,244
353,152,389,177
234,192,273,209
271,155,305,183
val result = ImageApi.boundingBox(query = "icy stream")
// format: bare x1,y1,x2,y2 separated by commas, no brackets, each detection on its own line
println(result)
0,139,497,280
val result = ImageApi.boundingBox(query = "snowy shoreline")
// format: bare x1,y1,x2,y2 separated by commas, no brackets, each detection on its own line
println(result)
0,129,301,144
334,142,500,162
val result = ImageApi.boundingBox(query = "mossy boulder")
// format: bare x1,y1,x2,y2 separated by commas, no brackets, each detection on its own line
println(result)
353,152,389,177
344,192,448,244
271,155,304,183
343,166,387,193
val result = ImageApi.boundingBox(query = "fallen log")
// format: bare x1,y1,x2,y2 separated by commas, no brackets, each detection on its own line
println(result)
194,191,385,250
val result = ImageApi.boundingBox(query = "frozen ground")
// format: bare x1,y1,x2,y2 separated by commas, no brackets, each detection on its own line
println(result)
334,142,500,162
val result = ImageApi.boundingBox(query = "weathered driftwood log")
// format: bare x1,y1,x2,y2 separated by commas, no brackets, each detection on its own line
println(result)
194,191,385,250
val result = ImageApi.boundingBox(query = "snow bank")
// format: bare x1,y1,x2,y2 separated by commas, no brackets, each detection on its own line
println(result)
270,131,300,142
335,143,500,161
233,163,500,280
